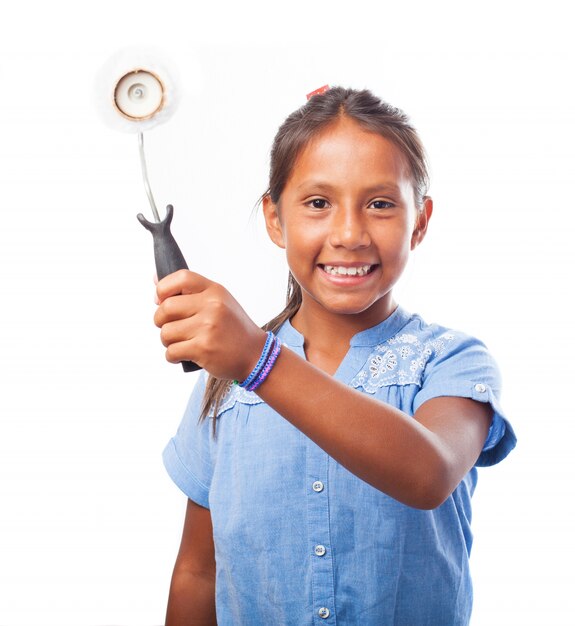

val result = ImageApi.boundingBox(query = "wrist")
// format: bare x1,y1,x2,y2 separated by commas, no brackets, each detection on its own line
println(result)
236,331,282,391
236,330,269,382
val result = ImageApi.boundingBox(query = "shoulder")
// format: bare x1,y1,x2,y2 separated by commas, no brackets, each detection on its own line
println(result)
352,311,516,466
351,312,483,393
389,312,480,354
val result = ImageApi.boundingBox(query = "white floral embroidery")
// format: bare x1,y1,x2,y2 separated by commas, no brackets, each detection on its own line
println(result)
351,331,456,393
209,340,303,417
209,383,264,418
369,350,398,378
389,333,419,345
398,346,413,359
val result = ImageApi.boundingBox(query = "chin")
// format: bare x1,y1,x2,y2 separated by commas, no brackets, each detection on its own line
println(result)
321,299,384,317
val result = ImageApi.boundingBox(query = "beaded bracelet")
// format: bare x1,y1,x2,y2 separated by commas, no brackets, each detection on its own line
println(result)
237,331,275,389
246,336,282,392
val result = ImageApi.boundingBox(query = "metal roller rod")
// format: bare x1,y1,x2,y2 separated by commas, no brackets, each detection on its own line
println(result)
138,132,161,223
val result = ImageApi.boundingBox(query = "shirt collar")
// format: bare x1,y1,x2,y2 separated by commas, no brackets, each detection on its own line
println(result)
277,306,412,349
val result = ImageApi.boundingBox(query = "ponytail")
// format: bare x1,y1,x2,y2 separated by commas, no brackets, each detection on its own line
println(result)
199,273,302,427
199,86,429,430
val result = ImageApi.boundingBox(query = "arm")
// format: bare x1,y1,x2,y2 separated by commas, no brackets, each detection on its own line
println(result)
256,346,491,509
165,499,217,626
155,271,492,510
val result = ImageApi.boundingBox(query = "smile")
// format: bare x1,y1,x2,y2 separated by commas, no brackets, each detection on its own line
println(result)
320,264,375,277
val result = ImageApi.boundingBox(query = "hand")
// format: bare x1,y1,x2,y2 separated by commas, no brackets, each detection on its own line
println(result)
154,270,267,381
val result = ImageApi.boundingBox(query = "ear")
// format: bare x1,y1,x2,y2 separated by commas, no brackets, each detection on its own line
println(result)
263,194,286,249
411,196,433,250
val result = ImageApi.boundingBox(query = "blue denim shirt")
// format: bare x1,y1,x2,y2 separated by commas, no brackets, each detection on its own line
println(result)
163,307,516,625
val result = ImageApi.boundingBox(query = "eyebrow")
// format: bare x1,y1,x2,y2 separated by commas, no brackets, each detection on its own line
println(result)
296,180,402,194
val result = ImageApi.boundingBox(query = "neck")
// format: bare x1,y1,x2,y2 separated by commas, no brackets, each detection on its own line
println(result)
290,296,397,372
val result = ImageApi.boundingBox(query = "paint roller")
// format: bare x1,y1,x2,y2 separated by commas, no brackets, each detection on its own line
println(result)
96,46,200,372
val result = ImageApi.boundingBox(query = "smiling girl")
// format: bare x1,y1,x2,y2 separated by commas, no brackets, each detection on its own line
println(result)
156,87,516,625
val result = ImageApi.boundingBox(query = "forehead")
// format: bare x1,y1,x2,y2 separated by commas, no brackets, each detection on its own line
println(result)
289,117,412,189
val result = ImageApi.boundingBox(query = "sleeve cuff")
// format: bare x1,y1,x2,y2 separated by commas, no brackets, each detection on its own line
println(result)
414,379,517,467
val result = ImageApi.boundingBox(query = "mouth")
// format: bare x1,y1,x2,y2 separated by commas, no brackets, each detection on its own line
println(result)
319,264,377,277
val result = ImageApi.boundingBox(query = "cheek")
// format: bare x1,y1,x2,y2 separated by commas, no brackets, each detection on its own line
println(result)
377,221,413,255
283,220,322,250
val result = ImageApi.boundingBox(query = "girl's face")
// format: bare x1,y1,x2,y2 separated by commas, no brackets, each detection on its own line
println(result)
264,116,432,327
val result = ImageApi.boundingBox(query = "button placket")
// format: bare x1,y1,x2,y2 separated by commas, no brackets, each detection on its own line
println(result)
307,445,336,623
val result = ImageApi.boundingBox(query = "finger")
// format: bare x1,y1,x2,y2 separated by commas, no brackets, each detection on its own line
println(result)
165,338,201,366
154,292,203,328
156,269,211,303
159,317,197,348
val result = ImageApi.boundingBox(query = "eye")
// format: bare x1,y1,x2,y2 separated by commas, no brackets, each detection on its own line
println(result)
306,198,330,209
369,200,394,210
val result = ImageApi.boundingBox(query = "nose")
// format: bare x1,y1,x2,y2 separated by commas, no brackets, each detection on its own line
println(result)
328,205,371,250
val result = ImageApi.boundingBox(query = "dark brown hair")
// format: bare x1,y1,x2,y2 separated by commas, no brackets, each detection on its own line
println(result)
200,87,429,425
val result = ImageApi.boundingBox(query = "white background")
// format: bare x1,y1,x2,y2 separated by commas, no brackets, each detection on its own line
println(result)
1,1,573,624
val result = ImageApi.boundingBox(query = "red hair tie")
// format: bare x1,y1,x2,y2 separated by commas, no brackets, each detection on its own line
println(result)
306,84,330,100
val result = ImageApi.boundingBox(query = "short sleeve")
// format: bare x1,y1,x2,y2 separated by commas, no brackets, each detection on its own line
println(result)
162,373,214,508
413,332,517,467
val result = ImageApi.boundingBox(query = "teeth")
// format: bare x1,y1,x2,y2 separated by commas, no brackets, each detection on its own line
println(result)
323,264,373,276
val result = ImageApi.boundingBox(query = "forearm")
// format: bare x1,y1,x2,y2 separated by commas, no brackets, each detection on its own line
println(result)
165,569,217,626
154,272,487,508
256,346,453,509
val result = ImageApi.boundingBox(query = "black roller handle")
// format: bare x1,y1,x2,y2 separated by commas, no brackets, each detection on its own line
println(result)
137,204,201,373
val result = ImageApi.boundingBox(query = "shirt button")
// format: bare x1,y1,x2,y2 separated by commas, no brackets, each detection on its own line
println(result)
312,481,324,492
314,544,326,556
474,383,487,393
318,607,330,619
